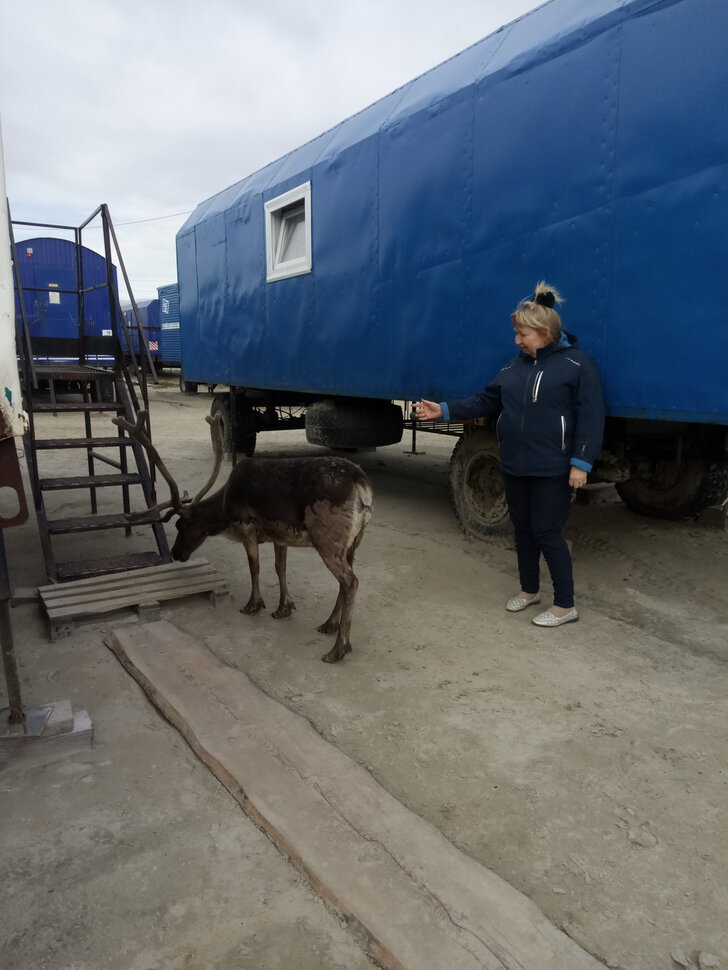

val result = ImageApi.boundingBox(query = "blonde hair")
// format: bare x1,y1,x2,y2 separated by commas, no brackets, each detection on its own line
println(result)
511,281,564,342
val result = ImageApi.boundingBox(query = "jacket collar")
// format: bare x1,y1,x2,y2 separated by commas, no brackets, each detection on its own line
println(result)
522,330,579,361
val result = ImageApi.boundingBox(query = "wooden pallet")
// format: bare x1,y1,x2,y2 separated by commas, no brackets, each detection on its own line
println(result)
38,558,229,641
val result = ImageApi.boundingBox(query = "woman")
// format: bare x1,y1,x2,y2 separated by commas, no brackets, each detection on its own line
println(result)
414,282,605,627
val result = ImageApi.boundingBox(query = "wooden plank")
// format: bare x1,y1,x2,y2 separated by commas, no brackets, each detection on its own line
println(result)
39,558,212,598
41,566,219,605
39,560,228,632
46,576,228,619
108,621,605,970
40,562,223,608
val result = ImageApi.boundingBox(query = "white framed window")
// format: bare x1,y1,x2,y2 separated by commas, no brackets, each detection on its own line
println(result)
264,181,312,282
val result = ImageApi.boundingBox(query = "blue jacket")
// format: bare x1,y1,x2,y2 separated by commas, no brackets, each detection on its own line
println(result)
441,332,605,477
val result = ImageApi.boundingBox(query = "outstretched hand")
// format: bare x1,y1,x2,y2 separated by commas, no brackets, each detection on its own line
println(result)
413,399,443,421
569,466,588,489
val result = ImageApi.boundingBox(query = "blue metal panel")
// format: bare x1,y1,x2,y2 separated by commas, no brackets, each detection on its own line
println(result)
121,298,159,355
158,283,181,365
309,138,381,395
176,230,199,376
607,0,728,419
178,0,728,424
14,237,117,343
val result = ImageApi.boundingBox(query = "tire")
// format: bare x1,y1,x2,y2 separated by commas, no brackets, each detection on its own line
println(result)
305,399,403,449
233,400,257,456
179,375,198,394
210,396,257,456
92,376,115,404
210,396,232,452
448,429,512,538
615,459,728,519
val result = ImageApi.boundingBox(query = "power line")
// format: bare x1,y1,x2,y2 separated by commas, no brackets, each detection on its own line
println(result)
85,209,193,228
116,209,193,226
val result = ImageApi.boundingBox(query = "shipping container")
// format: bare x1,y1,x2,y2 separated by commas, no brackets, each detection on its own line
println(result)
121,297,160,360
14,236,118,360
157,282,182,369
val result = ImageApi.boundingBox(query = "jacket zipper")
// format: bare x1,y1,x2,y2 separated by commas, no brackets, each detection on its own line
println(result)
532,368,544,402
519,360,537,473
560,415,566,453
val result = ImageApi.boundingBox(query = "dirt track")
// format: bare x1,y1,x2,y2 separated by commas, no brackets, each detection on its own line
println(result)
2,379,726,970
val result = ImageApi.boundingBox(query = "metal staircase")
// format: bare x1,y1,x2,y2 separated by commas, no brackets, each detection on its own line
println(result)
11,204,171,582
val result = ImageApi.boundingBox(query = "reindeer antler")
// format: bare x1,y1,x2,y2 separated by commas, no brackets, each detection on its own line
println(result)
112,410,183,519
113,410,227,520
191,413,226,503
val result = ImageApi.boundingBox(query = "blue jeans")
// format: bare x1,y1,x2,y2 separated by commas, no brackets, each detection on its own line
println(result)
502,473,574,609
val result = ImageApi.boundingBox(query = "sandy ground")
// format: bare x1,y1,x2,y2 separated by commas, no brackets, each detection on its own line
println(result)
1,378,726,970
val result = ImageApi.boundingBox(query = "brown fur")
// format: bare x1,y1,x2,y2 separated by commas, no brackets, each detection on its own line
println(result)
172,456,373,663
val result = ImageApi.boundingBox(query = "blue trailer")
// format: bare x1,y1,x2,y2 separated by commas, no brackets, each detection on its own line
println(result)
14,236,117,359
121,297,160,362
177,0,728,533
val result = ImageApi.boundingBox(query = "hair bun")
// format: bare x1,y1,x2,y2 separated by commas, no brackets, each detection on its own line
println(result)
534,290,556,309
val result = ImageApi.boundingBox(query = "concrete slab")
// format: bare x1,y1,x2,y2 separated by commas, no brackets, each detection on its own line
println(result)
0,700,93,764
107,619,605,970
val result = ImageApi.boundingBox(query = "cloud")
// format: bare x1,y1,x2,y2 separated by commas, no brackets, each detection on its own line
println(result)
1,0,540,297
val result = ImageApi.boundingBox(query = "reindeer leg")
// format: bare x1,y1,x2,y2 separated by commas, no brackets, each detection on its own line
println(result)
271,543,296,619
317,535,361,636
317,549,358,663
240,530,265,615
317,590,343,635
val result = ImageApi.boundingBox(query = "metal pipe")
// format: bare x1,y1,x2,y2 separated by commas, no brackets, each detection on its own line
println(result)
0,528,25,727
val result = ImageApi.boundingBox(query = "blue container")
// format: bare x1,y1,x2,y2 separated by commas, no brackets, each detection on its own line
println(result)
177,0,727,426
157,283,181,366
14,237,118,352
121,298,160,357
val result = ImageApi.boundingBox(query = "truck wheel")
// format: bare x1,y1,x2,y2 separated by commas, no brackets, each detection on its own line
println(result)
92,376,115,404
210,396,257,456
210,397,233,452
179,375,198,394
233,400,257,456
448,429,511,538
615,459,728,519
305,399,403,449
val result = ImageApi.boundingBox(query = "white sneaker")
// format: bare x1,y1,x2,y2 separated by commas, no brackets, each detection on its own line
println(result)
506,594,541,613
531,607,578,627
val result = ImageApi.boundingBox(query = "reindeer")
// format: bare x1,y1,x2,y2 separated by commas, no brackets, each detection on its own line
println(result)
114,411,373,662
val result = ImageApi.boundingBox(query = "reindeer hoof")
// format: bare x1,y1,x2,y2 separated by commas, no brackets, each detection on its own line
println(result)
317,620,339,635
271,602,296,619
321,642,352,663
241,600,265,615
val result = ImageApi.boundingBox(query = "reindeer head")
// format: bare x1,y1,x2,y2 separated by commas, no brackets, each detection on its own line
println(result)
169,504,218,562
113,410,226,562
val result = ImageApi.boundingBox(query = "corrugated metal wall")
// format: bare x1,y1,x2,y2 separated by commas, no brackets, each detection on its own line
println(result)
157,283,181,366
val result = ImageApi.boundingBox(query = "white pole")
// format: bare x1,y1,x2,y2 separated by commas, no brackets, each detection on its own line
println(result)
0,116,27,442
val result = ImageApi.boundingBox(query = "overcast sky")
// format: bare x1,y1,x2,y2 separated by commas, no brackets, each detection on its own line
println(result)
1,0,542,299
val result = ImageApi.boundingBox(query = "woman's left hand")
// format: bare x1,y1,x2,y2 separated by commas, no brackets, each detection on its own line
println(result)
569,467,588,489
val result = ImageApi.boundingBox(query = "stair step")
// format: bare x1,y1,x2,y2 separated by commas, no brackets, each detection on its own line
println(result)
54,552,168,583
47,511,159,534
40,474,144,491
33,402,123,413
34,436,134,450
